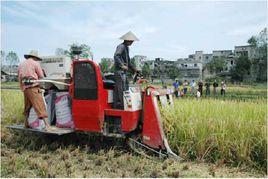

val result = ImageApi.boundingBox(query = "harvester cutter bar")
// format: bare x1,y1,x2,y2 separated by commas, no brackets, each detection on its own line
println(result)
128,137,167,159
128,137,184,161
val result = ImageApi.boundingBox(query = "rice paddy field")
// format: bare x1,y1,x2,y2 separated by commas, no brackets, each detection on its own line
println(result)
1,83,267,177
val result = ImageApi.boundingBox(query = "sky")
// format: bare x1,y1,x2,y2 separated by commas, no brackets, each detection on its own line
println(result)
1,0,267,63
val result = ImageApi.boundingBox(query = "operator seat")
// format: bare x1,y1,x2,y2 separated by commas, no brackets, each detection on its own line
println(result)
103,73,115,89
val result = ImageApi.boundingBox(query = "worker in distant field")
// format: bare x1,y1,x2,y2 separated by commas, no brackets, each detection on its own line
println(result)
213,80,219,95
190,80,196,94
113,31,139,109
221,81,227,96
205,81,211,96
173,79,180,98
183,80,188,94
18,50,50,130
198,80,203,96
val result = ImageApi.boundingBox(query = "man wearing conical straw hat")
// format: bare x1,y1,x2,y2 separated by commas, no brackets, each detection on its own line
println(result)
113,31,140,109
18,50,51,130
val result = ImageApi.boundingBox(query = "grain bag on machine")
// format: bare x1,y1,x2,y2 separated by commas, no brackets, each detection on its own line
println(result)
55,92,74,128
28,108,46,130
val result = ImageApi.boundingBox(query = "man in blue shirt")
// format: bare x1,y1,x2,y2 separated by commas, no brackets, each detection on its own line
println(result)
173,79,180,98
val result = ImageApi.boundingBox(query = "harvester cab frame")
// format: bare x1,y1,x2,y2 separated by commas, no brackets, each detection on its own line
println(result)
7,58,181,160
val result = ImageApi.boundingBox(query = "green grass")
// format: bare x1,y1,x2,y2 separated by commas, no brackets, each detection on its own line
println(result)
1,82,20,88
1,90,24,125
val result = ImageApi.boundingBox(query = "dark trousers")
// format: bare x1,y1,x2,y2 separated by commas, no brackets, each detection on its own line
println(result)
213,88,217,95
183,88,187,94
174,90,178,98
206,88,210,96
198,88,203,96
221,89,225,96
113,71,128,109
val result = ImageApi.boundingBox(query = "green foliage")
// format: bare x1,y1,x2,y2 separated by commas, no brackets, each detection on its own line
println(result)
99,58,113,73
5,51,19,74
167,66,180,80
141,62,151,78
247,36,257,47
55,43,93,60
206,57,227,74
1,50,5,63
55,48,68,56
231,56,251,81
247,28,267,82
130,57,136,69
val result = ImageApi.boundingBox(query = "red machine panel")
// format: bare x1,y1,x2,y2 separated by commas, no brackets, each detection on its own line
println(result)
141,88,165,149
69,59,110,132
104,109,141,132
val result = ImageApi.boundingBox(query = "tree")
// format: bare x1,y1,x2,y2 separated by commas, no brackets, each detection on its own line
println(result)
206,57,227,74
141,62,151,79
55,48,68,56
6,51,19,74
79,44,93,59
1,50,5,67
167,66,180,80
99,58,113,73
130,57,137,70
247,28,267,81
55,43,93,60
247,36,257,47
230,56,251,81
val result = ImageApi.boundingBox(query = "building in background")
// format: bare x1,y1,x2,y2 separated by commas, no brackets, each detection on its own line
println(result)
212,50,233,59
176,57,203,81
234,45,256,59
174,51,204,80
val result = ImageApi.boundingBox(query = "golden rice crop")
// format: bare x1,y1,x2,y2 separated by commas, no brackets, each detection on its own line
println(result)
161,98,267,170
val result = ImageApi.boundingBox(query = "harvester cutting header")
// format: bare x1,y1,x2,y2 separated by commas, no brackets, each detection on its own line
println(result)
8,31,181,160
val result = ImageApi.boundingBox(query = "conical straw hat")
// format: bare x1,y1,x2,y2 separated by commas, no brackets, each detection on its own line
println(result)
119,31,139,41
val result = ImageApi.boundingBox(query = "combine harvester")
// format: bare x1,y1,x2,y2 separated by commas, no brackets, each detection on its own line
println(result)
7,52,182,160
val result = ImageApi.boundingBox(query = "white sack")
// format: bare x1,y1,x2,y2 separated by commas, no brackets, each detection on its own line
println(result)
55,92,74,128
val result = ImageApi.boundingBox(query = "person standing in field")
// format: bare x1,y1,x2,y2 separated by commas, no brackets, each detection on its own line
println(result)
190,80,196,94
196,89,201,99
18,50,50,130
183,80,188,95
221,81,227,96
198,80,203,96
205,81,211,96
213,80,218,95
173,79,180,98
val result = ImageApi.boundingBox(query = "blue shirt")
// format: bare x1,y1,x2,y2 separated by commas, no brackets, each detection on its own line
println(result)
173,82,180,89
